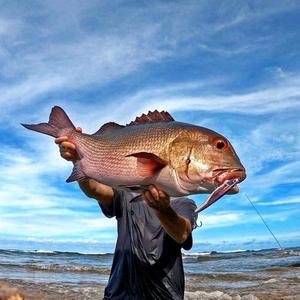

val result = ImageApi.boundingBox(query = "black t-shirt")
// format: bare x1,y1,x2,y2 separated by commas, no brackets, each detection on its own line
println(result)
100,189,197,300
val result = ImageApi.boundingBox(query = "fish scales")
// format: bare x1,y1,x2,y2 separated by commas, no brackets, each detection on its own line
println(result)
72,123,182,184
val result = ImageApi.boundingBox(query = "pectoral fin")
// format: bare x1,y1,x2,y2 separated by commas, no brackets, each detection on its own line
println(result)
126,152,167,177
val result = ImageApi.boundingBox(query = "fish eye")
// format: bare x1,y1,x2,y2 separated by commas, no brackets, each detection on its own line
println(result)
214,138,228,150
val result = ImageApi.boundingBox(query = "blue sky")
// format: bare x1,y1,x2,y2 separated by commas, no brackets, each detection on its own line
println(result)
1,0,300,253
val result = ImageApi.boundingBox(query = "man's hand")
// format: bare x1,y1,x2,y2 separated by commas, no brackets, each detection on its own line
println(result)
143,185,192,245
143,185,170,212
55,127,82,162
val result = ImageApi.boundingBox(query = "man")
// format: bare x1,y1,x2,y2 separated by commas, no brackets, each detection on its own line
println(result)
55,127,197,300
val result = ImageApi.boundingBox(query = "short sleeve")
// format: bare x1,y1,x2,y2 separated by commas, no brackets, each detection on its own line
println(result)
170,197,197,250
99,188,124,219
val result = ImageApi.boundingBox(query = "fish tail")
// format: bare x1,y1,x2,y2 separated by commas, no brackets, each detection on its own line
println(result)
21,106,75,137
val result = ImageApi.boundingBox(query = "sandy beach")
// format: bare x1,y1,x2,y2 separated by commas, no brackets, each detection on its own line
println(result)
1,275,300,300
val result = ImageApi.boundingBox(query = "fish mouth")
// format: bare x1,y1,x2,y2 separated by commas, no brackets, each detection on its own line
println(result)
215,168,246,193
194,168,246,214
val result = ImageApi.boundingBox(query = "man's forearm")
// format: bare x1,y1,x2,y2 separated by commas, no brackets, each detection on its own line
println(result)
154,207,192,244
78,179,114,205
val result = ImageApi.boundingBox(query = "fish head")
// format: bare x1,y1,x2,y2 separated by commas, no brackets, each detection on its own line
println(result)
168,127,246,195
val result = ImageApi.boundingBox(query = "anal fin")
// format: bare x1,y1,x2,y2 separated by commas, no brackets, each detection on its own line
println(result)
66,162,88,182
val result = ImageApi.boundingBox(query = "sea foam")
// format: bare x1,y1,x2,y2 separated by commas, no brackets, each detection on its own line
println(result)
185,291,259,300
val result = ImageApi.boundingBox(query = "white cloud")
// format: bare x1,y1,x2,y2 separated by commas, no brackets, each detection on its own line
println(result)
0,136,120,241
33,70,298,136
257,197,300,206
122,75,300,117
0,212,116,237
193,230,300,246
197,204,299,229
200,212,244,228
22,71,298,135
1,1,299,122
242,160,300,203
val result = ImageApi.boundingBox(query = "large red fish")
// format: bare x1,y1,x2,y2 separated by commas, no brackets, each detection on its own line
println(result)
22,106,246,197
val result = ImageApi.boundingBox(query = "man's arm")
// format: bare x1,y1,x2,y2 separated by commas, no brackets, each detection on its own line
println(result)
143,186,192,245
55,130,114,206
77,179,114,205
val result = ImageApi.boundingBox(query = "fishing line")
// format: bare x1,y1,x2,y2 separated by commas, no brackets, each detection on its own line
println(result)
194,188,298,278
244,193,299,280
244,193,283,250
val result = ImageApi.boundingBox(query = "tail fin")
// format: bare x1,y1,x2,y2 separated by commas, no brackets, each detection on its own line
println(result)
21,106,75,138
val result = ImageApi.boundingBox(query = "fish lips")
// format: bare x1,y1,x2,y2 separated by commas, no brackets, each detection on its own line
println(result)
216,168,246,194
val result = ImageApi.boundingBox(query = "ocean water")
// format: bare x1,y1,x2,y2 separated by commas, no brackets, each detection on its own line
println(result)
0,247,299,299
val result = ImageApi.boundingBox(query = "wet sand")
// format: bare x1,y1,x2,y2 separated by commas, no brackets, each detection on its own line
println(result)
185,270,300,299
1,271,299,300
0,280,103,300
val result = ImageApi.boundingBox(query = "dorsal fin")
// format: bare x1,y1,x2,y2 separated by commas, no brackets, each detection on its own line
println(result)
127,110,175,126
93,122,124,135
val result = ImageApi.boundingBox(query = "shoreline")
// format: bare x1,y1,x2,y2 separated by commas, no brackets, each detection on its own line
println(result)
1,247,299,299
1,273,299,300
